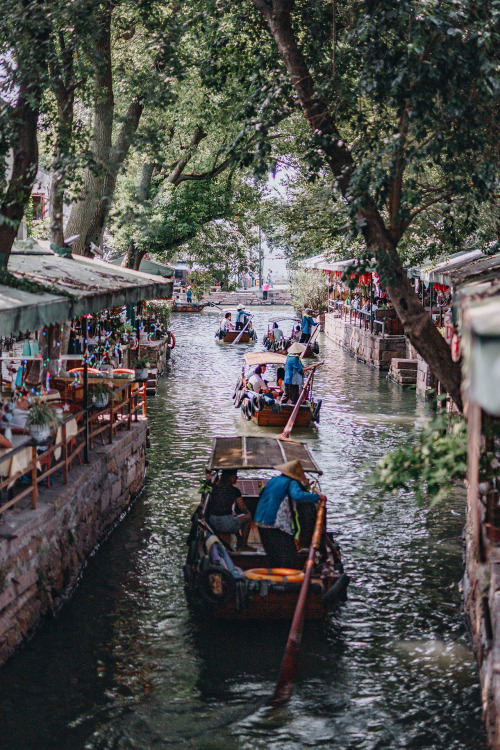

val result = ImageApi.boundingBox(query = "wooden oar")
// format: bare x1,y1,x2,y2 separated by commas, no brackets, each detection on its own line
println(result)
232,314,254,344
300,324,320,360
272,494,327,706
279,362,324,439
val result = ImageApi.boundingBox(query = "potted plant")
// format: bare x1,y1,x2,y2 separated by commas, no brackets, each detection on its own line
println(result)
26,401,60,443
133,356,149,381
92,382,111,408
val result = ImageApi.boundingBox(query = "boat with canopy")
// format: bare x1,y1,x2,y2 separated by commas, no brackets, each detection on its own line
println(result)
232,351,322,429
183,436,349,621
263,316,320,357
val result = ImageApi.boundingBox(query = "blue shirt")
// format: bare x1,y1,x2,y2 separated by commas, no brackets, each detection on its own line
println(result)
236,309,250,324
301,314,315,334
284,354,304,385
254,475,318,527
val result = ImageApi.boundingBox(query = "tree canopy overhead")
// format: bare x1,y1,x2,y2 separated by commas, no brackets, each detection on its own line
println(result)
1,0,499,405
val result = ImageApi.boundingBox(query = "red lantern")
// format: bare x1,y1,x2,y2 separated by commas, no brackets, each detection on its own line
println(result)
451,333,461,362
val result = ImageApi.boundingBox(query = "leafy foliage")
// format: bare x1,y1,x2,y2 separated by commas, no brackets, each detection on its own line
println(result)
289,268,329,313
372,411,467,507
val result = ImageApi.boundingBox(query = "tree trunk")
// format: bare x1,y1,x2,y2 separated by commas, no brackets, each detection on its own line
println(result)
86,97,144,251
253,0,463,409
64,4,114,255
49,34,75,248
121,162,155,269
0,82,40,266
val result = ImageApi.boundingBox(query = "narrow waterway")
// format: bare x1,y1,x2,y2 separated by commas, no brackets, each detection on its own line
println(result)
0,306,485,749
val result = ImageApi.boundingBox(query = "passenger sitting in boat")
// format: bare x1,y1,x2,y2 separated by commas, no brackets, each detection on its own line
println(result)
235,304,251,331
276,366,285,388
282,343,312,404
249,365,280,398
221,312,234,332
272,322,284,343
254,460,326,568
290,325,301,342
206,469,252,550
248,365,270,394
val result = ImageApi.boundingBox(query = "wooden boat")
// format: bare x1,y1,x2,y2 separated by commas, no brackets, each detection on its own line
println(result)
215,309,257,344
233,351,321,428
263,316,320,357
183,436,348,620
218,329,252,343
172,300,206,312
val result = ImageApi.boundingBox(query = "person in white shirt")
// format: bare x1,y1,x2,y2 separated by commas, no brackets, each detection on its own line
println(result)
220,312,234,332
248,365,270,394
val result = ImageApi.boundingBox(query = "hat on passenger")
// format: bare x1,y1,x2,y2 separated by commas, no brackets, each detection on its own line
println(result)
287,342,306,355
274,459,307,484
237,303,245,310
304,308,312,313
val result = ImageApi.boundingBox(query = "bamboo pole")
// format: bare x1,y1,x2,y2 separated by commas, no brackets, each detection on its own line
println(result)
272,495,327,706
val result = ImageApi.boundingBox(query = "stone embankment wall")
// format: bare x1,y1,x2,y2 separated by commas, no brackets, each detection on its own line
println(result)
0,419,147,665
202,288,292,306
324,312,406,370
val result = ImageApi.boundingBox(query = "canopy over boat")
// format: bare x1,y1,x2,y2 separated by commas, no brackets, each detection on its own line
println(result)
207,436,323,474
268,316,300,325
244,351,287,366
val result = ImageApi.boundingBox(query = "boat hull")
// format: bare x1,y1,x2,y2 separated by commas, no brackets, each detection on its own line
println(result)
250,402,313,428
218,331,251,343
172,302,206,312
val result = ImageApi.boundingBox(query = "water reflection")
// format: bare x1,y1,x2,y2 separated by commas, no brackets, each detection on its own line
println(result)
0,306,485,749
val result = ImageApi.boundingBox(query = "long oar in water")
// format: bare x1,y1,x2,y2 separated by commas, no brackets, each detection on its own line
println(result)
300,325,320,360
279,362,324,439
232,315,254,344
272,494,327,706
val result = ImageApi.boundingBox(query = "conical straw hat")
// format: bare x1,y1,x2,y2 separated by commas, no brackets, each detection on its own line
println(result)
287,342,306,355
274,459,307,484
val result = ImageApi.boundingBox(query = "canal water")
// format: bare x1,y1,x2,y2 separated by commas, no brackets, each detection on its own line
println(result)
0,306,485,749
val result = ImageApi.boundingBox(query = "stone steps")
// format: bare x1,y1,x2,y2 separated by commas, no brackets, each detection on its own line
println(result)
388,358,418,384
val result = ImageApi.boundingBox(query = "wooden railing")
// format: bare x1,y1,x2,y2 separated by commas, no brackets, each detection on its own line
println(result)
0,381,146,516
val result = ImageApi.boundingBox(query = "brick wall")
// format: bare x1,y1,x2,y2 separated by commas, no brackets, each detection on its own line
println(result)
324,313,407,370
0,419,147,664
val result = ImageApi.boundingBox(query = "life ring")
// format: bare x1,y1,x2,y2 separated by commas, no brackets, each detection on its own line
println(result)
244,568,305,583
169,333,176,349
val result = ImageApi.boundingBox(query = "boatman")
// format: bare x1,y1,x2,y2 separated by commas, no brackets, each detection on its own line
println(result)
186,285,193,303
235,303,251,331
300,308,318,343
282,342,312,404
254,460,327,568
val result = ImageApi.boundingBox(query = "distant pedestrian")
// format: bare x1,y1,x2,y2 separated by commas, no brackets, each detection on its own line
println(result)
186,285,193,303
267,270,274,288
262,281,269,300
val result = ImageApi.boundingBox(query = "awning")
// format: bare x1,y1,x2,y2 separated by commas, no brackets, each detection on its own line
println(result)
458,280,500,415
2,239,174,335
409,250,500,288
300,254,348,272
244,352,287,367
0,285,70,337
207,436,322,474
110,254,175,278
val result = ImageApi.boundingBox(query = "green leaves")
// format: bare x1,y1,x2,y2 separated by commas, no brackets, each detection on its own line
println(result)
372,412,468,507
